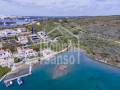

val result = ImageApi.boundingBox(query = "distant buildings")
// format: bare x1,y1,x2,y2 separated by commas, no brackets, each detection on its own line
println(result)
0,28,30,38
0,29,18,37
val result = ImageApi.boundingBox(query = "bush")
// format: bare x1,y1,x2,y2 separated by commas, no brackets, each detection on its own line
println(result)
14,57,23,63
0,66,11,78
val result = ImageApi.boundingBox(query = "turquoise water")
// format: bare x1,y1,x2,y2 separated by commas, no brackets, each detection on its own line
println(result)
1,51,120,90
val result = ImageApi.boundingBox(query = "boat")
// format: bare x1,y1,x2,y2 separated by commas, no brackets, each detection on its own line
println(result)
17,78,23,86
4,81,13,87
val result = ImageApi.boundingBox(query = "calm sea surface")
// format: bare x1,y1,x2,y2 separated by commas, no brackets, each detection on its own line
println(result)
0,51,120,90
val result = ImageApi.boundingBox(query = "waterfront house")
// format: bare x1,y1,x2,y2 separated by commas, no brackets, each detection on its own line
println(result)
40,49,55,58
16,47,38,58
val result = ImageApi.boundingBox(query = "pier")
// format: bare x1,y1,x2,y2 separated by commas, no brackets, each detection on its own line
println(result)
4,73,31,83
3,64,32,83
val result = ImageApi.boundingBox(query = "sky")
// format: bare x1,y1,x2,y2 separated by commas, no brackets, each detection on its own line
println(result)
0,0,120,16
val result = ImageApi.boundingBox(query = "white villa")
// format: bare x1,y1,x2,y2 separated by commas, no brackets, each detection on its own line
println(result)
17,36,28,44
17,28,27,33
40,49,55,58
0,50,13,67
0,28,29,38
16,48,38,58
0,29,18,37
16,28,29,35
37,31,48,40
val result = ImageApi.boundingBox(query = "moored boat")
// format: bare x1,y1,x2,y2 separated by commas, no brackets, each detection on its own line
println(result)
4,81,13,87
17,78,23,86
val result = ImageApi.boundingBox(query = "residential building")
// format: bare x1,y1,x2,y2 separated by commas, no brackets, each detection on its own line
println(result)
37,31,48,40
16,47,38,58
0,29,18,37
17,28,30,35
17,36,28,45
17,28,27,33
29,34,40,43
40,49,55,58
0,50,13,67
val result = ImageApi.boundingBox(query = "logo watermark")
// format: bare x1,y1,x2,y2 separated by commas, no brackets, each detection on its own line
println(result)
38,25,80,65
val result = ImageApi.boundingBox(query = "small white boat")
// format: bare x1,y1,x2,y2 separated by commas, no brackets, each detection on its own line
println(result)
4,81,13,87
17,78,23,86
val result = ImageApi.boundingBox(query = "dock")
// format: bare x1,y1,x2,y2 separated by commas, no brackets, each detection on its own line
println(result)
4,73,31,83
3,64,32,83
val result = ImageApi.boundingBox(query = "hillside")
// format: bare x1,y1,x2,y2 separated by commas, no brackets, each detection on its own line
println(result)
31,16,120,67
